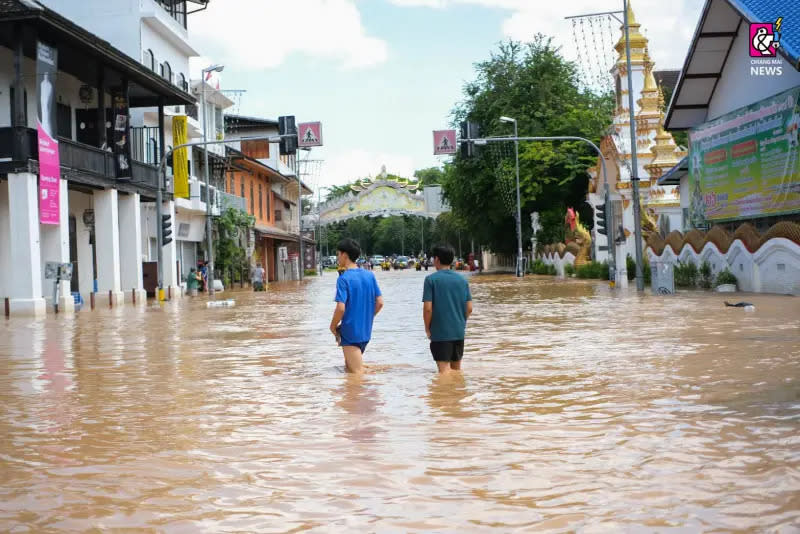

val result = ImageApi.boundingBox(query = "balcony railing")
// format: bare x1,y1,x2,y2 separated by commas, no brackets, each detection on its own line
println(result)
219,191,246,213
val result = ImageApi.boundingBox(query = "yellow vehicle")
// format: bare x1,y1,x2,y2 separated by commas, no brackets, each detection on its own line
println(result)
381,260,391,271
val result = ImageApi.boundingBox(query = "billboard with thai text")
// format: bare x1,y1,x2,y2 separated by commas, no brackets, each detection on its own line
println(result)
688,86,800,226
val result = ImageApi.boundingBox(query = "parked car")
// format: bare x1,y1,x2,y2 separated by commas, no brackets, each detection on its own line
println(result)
393,256,409,270
371,255,385,265
322,256,337,268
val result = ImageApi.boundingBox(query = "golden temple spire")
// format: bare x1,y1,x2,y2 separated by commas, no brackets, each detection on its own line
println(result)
637,48,660,117
615,1,648,63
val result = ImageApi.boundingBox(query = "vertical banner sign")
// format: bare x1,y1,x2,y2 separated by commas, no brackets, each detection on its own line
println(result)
433,129,457,155
172,115,189,198
297,121,323,147
113,86,132,179
36,41,60,225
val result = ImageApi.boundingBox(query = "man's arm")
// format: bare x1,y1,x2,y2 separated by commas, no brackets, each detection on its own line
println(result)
465,300,473,320
374,295,384,316
423,301,433,339
330,302,345,336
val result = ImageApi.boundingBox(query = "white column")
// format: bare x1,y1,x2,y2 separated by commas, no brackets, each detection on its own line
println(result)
163,200,181,297
118,193,146,304
7,172,46,316
94,188,124,306
0,180,9,301
40,179,74,313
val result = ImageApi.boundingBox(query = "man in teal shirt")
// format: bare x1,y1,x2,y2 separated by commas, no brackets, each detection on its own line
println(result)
423,244,473,374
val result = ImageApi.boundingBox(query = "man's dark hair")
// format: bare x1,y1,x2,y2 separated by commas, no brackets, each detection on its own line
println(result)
337,238,361,262
431,244,455,266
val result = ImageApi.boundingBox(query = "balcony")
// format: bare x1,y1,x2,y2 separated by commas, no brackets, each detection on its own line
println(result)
219,191,246,213
0,127,160,194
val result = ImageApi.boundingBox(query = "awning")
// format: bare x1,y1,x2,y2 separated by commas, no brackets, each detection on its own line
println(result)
664,0,800,131
657,156,689,186
254,225,314,244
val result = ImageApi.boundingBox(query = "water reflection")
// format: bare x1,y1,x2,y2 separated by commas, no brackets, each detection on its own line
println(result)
0,271,798,531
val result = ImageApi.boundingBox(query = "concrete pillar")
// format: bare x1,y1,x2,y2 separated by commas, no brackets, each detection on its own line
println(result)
0,180,9,301
615,242,629,288
40,179,74,313
118,193,146,304
7,172,46,316
74,195,94,305
94,188,124,306
163,200,181,297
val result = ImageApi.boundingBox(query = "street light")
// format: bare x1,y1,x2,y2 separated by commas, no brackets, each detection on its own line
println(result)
202,63,224,297
500,116,523,277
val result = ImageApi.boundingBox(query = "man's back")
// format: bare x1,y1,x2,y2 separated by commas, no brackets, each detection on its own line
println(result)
423,270,472,342
335,268,381,343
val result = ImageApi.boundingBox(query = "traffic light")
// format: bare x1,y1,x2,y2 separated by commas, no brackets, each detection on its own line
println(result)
161,214,173,246
596,202,609,236
278,115,297,156
459,121,481,158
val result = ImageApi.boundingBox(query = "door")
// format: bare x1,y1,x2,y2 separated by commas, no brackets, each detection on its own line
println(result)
69,215,78,292
142,261,158,297
75,108,113,147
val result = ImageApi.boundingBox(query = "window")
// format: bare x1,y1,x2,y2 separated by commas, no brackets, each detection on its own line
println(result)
179,73,187,92
240,179,245,199
258,183,263,219
229,175,235,194
274,210,282,221
144,49,155,71
250,181,254,214
266,183,271,218
161,62,172,83
56,103,72,139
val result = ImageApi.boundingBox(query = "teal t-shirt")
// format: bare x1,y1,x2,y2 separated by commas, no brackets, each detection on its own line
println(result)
422,270,472,342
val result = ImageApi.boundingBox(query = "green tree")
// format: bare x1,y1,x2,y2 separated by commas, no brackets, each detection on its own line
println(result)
443,36,613,254
213,208,255,285
413,167,445,186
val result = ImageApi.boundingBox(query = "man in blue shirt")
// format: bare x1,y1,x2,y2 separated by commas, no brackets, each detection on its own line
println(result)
330,238,384,373
423,244,473,374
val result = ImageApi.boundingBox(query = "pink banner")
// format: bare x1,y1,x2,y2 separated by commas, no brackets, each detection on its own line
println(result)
38,121,61,225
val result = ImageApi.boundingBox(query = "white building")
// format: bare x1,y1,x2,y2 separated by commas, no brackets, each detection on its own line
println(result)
0,0,195,315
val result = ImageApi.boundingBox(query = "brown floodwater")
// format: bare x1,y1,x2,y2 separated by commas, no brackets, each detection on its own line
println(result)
1,271,799,532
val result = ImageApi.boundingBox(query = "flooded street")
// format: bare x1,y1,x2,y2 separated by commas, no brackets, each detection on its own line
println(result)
1,271,799,532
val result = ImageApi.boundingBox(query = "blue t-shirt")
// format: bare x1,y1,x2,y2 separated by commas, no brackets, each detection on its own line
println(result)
335,268,382,343
422,270,472,342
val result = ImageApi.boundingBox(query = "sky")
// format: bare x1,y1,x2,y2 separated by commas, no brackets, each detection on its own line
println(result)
190,0,704,194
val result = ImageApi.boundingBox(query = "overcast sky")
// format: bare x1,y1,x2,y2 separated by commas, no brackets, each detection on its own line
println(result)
190,0,703,194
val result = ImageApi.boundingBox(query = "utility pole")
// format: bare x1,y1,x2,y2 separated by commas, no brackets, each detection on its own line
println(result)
500,116,523,277
623,0,645,290
201,64,224,297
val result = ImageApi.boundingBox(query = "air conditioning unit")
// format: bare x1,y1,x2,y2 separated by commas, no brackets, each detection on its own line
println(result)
278,247,288,261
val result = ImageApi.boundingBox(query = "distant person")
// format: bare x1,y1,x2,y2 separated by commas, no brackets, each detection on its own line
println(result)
423,244,473,374
199,262,208,292
252,263,265,291
185,267,200,296
330,238,384,374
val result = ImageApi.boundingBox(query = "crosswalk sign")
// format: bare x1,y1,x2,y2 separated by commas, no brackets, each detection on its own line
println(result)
433,130,457,155
298,122,323,147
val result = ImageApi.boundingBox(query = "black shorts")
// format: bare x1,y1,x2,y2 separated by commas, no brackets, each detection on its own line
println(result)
430,340,464,362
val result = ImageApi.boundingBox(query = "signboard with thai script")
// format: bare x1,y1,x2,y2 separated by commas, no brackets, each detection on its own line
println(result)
172,116,189,198
298,122,323,147
688,86,800,226
433,129,456,155
37,41,60,225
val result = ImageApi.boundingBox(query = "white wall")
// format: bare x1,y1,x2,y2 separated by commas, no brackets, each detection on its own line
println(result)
707,23,800,121
141,20,190,84
38,0,142,61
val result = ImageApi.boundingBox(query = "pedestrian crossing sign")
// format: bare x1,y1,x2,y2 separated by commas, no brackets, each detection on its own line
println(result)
298,122,323,147
433,129,457,155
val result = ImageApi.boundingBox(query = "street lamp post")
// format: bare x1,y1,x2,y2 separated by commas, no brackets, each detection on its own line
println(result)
623,0,645,290
500,116,523,277
201,63,224,297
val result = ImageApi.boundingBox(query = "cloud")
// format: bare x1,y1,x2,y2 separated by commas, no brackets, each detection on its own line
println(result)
387,0,703,70
191,0,388,71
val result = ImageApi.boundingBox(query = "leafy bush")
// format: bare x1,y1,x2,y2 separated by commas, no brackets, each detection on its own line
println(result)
576,261,610,280
304,269,318,277
643,258,651,285
699,261,713,289
627,255,636,281
674,261,698,288
530,260,553,275
548,264,557,276
564,263,575,276
715,269,738,288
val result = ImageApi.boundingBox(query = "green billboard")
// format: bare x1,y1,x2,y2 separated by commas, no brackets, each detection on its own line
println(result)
689,86,800,227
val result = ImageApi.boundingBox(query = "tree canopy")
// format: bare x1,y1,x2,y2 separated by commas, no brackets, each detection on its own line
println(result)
441,36,614,253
